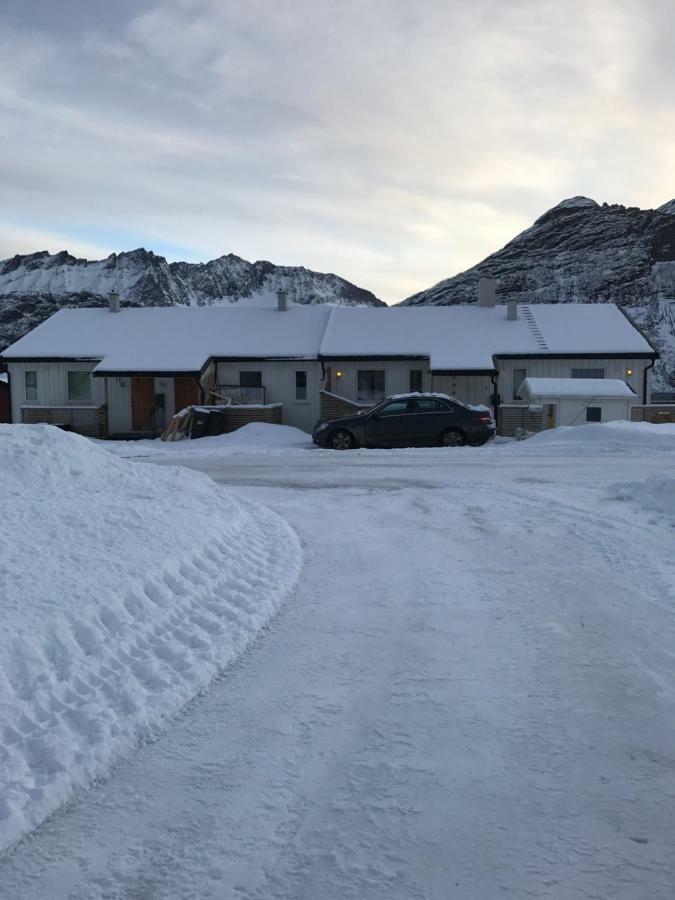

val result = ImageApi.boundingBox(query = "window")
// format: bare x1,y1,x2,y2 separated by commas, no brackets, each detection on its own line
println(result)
512,368,527,401
25,370,37,402
379,400,410,416
586,407,602,422
295,370,307,401
357,370,385,403
67,371,91,404
572,368,604,379
239,371,262,388
414,398,447,413
409,369,424,393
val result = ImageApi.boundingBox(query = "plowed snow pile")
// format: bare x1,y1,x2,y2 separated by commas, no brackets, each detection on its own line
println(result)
0,424,302,852
513,421,675,454
610,475,675,526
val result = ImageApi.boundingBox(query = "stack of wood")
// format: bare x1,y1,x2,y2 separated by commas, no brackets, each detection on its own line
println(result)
161,402,232,441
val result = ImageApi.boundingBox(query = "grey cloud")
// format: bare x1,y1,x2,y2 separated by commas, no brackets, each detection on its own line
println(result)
0,0,672,302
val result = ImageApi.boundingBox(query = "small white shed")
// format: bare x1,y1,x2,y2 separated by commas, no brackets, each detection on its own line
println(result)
519,378,637,428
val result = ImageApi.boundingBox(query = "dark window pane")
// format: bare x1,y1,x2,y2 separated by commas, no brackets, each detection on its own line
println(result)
586,406,602,422
572,368,604,379
415,398,446,412
239,371,262,388
67,371,91,404
513,367,527,400
379,400,409,416
25,370,37,402
295,370,307,400
357,370,385,403
409,369,423,392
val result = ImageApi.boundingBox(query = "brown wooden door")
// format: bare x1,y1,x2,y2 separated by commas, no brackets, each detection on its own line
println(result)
175,376,199,412
132,377,156,431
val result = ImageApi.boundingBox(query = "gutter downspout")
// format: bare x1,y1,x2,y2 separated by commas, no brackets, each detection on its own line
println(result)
490,358,500,433
643,358,655,405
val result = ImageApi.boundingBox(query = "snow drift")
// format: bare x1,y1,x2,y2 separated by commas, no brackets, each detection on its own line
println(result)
512,421,675,454
610,475,675,527
0,424,302,852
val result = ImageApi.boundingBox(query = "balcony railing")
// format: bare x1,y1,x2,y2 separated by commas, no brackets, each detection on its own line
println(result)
214,385,266,405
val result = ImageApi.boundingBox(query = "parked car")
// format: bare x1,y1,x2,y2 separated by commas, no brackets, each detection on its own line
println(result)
313,393,496,449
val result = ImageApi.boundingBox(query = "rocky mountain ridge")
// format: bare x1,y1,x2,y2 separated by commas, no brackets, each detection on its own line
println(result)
401,197,675,390
0,249,384,351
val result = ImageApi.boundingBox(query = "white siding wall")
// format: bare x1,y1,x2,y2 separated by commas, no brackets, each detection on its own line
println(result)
497,357,652,405
555,397,633,426
326,359,431,402
215,361,324,432
431,374,493,406
7,361,104,422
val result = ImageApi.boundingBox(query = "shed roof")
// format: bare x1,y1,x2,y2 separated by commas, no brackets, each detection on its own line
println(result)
0,302,655,373
521,377,637,399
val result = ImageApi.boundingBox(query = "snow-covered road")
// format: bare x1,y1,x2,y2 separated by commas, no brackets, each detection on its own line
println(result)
2,441,675,899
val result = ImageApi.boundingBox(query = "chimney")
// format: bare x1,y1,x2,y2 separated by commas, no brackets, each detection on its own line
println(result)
108,291,120,313
277,289,287,312
507,300,518,321
478,278,496,308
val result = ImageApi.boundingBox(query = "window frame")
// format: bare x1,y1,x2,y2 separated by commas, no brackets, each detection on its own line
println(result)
357,369,385,403
67,370,92,405
295,370,307,401
239,371,263,388
25,370,38,402
409,369,424,393
585,406,602,422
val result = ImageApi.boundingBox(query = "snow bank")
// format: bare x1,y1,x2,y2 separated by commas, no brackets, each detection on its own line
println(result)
106,422,314,458
609,475,675,527
512,421,675,454
0,424,302,852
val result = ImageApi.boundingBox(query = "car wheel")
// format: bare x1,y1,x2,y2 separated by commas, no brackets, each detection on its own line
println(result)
329,429,355,450
440,428,466,447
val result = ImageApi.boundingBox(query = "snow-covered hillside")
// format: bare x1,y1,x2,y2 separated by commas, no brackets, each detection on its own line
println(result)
0,249,384,352
0,424,301,853
401,198,675,390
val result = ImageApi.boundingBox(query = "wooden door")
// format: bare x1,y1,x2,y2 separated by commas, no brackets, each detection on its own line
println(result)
175,376,199,412
132,377,156,431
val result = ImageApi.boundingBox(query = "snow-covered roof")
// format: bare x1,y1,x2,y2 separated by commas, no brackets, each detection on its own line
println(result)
521,378,637,399
1,307,333,373
0,303,654,373
318,304,653,369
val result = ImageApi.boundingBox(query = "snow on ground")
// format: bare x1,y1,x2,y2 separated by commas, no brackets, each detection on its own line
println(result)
1,421,675,898
104,422,314,458
610,475,675,527
0,424,301,854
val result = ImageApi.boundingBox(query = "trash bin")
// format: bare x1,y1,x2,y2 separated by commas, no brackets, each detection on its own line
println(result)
189,409,211,439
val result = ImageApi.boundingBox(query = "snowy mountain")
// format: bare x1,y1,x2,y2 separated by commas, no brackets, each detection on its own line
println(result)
401,197,675,390
0,249,384,352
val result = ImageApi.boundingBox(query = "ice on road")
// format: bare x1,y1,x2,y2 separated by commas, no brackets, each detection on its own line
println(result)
1,437,675,899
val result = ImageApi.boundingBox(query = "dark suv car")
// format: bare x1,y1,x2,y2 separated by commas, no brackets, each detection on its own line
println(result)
313,393,495,449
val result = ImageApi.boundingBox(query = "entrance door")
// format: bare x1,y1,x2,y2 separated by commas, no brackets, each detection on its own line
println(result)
131,377,156,431
175,376,199,412
546,403,556,429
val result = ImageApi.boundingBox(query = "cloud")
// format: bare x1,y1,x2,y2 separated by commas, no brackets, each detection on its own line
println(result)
0,0,672,302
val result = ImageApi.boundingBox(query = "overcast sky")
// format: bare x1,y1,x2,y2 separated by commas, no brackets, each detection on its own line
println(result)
1,0,673,302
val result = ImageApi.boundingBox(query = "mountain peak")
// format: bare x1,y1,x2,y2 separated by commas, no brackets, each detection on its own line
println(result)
551,196,599,211
658,199,675,215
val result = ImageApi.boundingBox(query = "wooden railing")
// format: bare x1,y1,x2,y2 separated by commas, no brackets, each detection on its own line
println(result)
20,404,108,438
